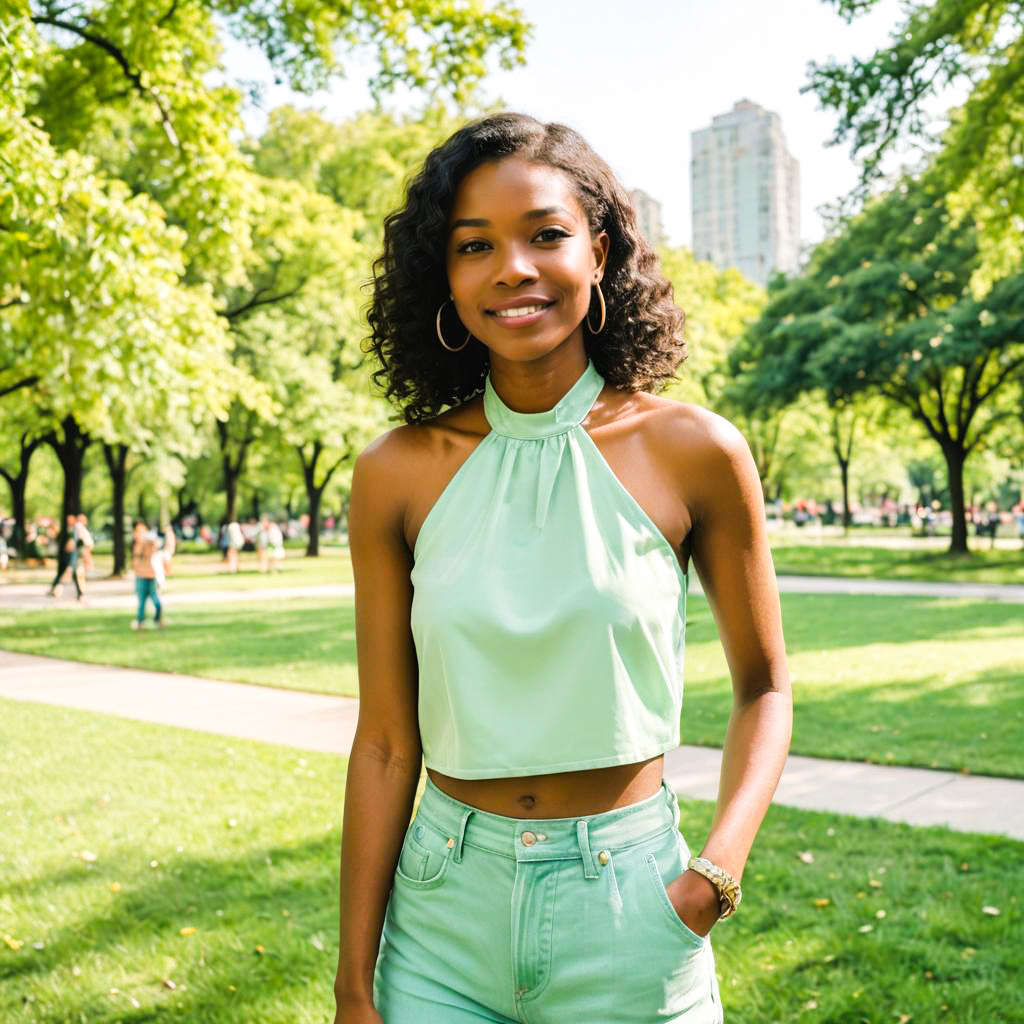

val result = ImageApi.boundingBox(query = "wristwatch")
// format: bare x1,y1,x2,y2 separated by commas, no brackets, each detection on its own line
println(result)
687,856,742,919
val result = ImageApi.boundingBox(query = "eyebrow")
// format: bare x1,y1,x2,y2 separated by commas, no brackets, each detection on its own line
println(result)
450,206,573,232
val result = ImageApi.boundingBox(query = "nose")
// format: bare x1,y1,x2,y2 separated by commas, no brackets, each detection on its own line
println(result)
494,242,538,288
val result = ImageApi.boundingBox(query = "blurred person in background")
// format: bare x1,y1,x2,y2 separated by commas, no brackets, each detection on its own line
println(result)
131,520,163,630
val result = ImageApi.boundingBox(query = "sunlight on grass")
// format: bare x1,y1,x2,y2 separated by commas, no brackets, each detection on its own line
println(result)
2,700,1021,1024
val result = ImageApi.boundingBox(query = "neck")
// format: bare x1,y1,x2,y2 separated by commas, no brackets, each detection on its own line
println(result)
487,340,590,414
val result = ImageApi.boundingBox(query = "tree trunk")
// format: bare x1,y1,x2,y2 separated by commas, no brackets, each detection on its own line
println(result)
941,442,969,554
102,442,129,577
216,419,249,524
45,415,90,553
0,433,43,558
251,491,261,522
830,408,857,533
224,465,239,523
297,441,348,558
307,487,323,557
838,458,852,530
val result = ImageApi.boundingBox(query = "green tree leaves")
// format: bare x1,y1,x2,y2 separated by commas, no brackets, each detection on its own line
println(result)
808,0,1024,286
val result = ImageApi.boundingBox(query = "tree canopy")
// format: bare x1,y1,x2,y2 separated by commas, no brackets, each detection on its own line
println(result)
731,171,1024,550
808,0,1024,285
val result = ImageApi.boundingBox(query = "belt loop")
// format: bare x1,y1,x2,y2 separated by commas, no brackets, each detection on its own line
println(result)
453,808,473,864
663,779,680,829
576,819,599,879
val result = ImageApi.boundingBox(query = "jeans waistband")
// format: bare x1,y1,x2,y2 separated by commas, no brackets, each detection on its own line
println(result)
416,777,681,878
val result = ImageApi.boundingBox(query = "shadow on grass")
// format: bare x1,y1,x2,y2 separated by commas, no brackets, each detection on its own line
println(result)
7,809,1024,1024
683,660,1024,777
1,834,340,1023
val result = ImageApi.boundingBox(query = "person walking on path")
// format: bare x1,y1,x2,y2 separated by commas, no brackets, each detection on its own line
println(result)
225,520,244,574
130,520,162,630
46,514,77,598
257,515,271,573
72,513,94,603
266,517,285,572
334,114,792,1024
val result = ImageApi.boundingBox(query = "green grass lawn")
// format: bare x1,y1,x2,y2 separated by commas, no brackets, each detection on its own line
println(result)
0,598,360,698
1,699,1021,1023
3,591,1023,778
769,542,1024,586
683,592,1024,778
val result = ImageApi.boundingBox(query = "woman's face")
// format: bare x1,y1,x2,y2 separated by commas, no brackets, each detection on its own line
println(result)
446,157,608,363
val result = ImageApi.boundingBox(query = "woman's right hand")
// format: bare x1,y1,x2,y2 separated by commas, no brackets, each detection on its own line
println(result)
333,999,384,1024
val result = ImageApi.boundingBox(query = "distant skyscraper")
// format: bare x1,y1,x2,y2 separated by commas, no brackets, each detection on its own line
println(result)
690,99,801,286
629,188,664,248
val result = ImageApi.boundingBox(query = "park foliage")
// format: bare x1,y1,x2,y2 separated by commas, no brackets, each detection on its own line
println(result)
0,0,529,568
1,0,1022,562
729,0,1024,552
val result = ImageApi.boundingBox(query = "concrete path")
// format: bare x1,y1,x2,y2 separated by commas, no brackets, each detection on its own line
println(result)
3,574,1023,610
775,575,1024,602
2,649,1021,842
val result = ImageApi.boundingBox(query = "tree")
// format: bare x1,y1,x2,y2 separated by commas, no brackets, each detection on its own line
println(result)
0,406,45,557
808,0,1024,286
24,0,530,279
211,172,366,524
656,246,765,408
247,104,465,237
243,106,454,551
656,247,824,501
731,174,1024,552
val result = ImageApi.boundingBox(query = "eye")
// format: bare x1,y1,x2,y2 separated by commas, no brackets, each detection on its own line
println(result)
534,227,570,243
456,239,490,254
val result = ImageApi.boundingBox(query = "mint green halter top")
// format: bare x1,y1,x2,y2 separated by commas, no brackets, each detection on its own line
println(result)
410,359,688,779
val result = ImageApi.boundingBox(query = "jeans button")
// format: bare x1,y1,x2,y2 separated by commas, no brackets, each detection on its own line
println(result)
521,831,537,846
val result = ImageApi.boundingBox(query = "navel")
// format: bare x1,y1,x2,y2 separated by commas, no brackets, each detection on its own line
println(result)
517,794,536,810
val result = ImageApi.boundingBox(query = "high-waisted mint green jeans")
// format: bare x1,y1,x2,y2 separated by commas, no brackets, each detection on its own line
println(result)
373,776,724,1022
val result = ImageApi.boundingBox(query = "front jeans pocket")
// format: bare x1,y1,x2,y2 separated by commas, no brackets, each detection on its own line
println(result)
394,820,453,890
643,835,707,950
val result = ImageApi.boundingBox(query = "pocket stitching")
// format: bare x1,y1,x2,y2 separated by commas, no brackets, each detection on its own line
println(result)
394,828,452,889
644,853,706,948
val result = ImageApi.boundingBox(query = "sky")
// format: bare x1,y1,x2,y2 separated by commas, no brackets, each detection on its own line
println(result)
222,0,944,249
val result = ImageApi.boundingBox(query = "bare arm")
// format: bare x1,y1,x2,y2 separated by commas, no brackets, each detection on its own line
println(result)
334,433,424,1021
669,412,792,934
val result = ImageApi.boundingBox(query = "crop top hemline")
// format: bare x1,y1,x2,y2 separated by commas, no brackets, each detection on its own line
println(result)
423,736,681,780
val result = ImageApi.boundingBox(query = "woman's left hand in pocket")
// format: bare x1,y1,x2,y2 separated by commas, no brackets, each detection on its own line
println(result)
665,869,721,938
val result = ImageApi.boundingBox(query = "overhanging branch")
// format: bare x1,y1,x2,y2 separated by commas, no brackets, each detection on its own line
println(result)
0,375,39,399
222,282,306,321
32,15,180,147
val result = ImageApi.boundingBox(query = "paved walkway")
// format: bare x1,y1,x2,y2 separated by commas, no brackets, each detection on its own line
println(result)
2,649,1021,842
3,574,1023,610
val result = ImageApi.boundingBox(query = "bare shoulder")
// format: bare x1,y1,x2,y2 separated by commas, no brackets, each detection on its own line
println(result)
634,392,752,468
354,398,488,513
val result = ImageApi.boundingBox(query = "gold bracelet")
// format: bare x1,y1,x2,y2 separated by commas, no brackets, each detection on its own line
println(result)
687,856,742,919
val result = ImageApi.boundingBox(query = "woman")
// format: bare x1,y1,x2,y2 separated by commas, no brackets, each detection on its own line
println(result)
130,520,163,630
335,113,791,1024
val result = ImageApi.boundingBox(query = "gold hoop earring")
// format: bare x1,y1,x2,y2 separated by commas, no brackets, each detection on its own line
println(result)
586,281,606,335
436,299,470,352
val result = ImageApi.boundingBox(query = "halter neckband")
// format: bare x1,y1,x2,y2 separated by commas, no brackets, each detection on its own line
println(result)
483,360,605,440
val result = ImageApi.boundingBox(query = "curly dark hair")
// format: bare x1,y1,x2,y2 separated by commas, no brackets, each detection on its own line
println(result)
366,112,686,424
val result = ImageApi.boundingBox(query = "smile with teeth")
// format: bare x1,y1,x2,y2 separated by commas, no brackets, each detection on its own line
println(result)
491,303,552,318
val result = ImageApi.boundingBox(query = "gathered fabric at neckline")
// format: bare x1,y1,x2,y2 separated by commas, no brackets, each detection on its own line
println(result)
483,360,605,440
